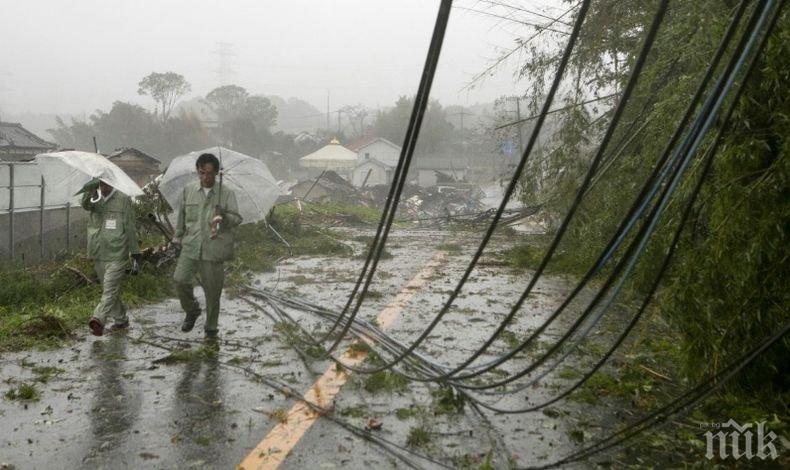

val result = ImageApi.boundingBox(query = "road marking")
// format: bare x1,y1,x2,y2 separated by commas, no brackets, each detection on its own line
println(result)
238,251,447,469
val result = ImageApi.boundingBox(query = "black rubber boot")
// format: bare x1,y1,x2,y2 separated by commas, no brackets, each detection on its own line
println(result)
181,310,200,332
88,317,104,337
108,321,130,333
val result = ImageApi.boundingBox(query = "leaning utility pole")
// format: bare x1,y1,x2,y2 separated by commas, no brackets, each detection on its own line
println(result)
514,97,524,154
451,108,474,166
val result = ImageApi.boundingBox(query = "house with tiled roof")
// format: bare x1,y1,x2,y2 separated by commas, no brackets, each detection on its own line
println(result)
0,122,58,162
107,147,161,186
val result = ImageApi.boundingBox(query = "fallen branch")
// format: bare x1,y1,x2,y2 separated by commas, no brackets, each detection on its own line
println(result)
639,364,673,382
65,265,95,285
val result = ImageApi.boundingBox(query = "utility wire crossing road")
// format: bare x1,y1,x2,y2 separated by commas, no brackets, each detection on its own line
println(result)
239,251,447,469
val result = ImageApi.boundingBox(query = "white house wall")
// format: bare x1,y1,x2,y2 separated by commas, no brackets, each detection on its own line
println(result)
352,161,388,187
357,141,400,166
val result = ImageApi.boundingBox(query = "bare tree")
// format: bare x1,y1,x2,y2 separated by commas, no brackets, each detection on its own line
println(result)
138,72,192,124
341,104,369,138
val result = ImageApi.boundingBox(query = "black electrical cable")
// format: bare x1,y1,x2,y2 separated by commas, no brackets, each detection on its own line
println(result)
504,6,786,406
314,0,453,347
469,45,763,402
251,11,752,394
392,0,756,390
225,4,783,443
276,0,764,400
441,0,766,387
316,0,594,376
325,0,461,355
134,335,452,470
421,0,670,383
246,0,784,422
455,0,783,412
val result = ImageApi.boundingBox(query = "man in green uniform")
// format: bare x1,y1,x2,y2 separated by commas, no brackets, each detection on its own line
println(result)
172,153,242,339
83,180,141,336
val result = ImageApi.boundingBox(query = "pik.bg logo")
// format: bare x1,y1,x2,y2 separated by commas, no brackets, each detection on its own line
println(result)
702,419,782,460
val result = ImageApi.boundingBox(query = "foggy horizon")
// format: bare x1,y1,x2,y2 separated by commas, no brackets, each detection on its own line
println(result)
0,0,565,120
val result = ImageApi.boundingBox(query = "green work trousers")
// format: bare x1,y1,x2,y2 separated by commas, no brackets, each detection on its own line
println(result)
173,256,225,333
94,260,128,325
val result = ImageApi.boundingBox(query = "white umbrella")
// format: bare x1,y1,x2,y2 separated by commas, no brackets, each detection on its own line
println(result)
159,146,282,224
35,151,144,199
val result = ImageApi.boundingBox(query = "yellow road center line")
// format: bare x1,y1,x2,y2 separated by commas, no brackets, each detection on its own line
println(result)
238,251,447,470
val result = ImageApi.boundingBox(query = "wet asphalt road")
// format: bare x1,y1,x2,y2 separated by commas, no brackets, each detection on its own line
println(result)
0,228,620,469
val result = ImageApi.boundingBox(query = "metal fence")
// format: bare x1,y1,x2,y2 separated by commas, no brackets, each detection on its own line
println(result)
0,162,87,264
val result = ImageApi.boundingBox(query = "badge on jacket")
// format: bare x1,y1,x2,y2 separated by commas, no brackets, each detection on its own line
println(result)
105,218,117,230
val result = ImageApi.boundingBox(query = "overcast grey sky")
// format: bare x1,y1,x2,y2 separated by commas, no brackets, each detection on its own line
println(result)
0,0,566,116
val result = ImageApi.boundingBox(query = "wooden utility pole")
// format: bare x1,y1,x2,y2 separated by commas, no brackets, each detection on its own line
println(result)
8,163,14,259
451,108,474,164
39,176,45,259
514,97,524,154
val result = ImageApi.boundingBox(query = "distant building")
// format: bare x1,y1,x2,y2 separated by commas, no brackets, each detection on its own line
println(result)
352,158,395,188
346,136,401,163
107,147,161,186
0,122,58,162
289,170,359,204
298,138,357,177
345,138,468,188
413,154,468,187
348,137,401,187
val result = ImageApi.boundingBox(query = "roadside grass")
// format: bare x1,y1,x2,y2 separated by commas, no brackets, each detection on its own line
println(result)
268,408,289,424
31,366,64,383
0,260,173,352
406,425,432,448
501,234,591,277
228,203,353,280
288,200,382,226
436,242,463,254
395,406,422,420
339,404,370,419
0,201,364,352
152,345,218,364
363,370,409,394
353,245,393,260
4,382,40,402
431,386,466,415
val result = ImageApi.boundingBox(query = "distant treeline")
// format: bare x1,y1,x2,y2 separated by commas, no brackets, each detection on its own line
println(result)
47,72,512,178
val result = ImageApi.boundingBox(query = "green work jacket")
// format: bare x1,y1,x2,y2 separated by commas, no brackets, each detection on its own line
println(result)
82,189,140,261
175,181,243,262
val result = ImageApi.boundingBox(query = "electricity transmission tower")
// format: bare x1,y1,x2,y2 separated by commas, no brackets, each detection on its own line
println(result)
213,42,237,86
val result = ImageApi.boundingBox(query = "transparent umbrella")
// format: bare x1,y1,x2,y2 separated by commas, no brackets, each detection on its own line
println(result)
35,151,144,199
159,146,282,224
